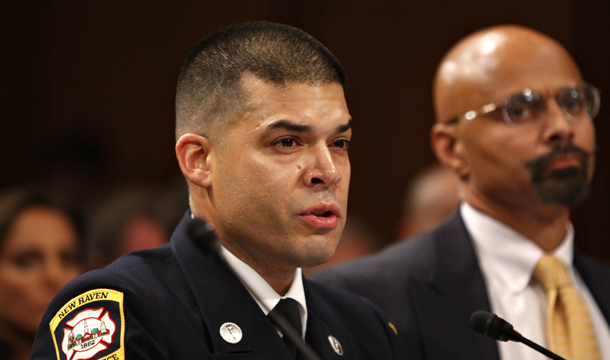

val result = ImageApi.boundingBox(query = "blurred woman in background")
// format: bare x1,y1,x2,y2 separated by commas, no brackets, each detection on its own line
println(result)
0,187,83,360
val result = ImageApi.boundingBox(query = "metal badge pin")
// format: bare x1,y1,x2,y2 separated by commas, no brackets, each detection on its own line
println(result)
219,322,243,344
327,335,343,356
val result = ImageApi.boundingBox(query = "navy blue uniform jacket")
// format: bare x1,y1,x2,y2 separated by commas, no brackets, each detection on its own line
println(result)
31,213,402,359
312,212,610,360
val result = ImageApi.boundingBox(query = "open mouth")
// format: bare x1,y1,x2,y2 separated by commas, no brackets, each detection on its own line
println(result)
311,210,333,218
299,204,341,228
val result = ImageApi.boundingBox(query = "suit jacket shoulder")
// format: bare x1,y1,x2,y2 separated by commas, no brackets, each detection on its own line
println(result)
312,212,499,360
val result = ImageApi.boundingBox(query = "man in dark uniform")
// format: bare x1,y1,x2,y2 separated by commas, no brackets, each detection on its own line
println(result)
31,22,402,360
313,25,610,360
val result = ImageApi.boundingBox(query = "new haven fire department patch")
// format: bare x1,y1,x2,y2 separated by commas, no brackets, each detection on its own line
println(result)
50,289,125,360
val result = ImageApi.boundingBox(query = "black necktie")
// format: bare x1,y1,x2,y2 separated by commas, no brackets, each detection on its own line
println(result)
269,298,302,359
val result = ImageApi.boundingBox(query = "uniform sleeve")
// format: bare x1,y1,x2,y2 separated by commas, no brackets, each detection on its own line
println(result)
31,273,168,360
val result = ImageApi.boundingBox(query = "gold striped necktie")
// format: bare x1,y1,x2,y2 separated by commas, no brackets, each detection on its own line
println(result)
533,254,601,360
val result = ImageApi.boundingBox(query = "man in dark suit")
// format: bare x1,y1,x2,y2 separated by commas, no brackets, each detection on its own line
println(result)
31,22,401,359
313,25,610,360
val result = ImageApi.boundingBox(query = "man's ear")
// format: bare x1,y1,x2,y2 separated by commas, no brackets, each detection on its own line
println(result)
430,123,469,179
175,133,214,188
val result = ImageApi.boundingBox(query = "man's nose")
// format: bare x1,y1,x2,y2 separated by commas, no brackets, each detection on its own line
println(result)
302,145,340,188
542,98,575,144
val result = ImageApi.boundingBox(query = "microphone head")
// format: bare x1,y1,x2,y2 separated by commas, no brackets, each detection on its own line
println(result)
186,217,220,255
470,310,519,342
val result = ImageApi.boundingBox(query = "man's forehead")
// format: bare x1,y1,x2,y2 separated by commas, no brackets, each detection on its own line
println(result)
224,77,349,132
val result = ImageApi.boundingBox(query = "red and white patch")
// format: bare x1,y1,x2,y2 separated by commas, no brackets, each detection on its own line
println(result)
61,307,117,360
50,289,125,360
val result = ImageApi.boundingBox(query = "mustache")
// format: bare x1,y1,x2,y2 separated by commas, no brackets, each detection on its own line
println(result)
525,143,593,178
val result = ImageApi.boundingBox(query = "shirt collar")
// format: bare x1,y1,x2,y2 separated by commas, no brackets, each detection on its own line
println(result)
461,202,574,293
221,246,308,337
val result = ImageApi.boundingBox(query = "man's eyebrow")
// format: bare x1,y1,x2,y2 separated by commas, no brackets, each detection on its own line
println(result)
267,120,312,133
266,119,352,133
336,119,352,133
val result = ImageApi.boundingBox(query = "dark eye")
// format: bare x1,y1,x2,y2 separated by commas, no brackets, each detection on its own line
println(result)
61,250,79,269
276,138,297,148
331,139,350,151
505,93,544,124
13,252,42,269
273,137,302,152
561,89,585,116
564,98,583,112
508,106,527,118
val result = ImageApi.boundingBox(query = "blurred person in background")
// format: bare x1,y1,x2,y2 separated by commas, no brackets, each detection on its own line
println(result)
84,185,172,270
395,163,461,240
0,187,83,360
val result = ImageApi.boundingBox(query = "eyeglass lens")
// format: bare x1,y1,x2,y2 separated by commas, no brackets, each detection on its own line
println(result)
502,84,599,125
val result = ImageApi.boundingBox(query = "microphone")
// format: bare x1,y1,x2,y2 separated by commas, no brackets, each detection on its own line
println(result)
186,217,219,255
470,310,567,360
187,217,322,360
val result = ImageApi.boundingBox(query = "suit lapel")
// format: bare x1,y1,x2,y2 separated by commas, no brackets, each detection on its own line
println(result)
413,212,500,360
303,280,343,359
305,308,342,359
574,251,610,326
170,213,290,358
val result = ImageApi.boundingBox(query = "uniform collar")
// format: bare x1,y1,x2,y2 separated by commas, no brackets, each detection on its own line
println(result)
221,246,308,338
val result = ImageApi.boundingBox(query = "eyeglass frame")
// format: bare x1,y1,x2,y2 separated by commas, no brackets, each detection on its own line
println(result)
445,82,601,126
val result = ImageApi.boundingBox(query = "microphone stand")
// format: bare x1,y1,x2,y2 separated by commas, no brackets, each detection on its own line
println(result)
516,335,567,360
188,217,322,360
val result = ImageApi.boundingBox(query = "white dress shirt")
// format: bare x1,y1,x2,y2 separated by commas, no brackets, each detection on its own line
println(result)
462,202,610,360
221,246,308,338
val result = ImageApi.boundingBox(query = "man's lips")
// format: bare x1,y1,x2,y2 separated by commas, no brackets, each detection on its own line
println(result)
546,154,582,172
298,203,341,228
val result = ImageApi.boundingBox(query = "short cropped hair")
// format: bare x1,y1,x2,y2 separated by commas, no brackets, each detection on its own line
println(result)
175,21,348,140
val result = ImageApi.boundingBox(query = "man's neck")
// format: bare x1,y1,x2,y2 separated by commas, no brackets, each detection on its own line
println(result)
190,205,297,294
465,197,571,252
222,242,297,295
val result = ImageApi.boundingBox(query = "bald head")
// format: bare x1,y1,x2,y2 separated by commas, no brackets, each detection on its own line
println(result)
433,25,582,123
429,24,597,228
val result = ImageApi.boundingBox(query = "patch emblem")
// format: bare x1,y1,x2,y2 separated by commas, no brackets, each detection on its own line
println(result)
50,289,125,360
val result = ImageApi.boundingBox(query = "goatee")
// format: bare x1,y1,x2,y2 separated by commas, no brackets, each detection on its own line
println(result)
525,143,592,206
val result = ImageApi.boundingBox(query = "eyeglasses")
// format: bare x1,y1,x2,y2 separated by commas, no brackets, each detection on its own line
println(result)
446,83,601,126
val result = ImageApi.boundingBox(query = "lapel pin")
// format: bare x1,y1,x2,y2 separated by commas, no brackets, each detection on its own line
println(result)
219,322,242,344
328,335,343,356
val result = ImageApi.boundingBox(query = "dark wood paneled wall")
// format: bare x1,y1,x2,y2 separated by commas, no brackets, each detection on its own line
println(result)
2,1,609,259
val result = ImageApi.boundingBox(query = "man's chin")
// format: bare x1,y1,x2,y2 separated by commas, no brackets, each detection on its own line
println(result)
294,247,337,268
534,177,591,206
